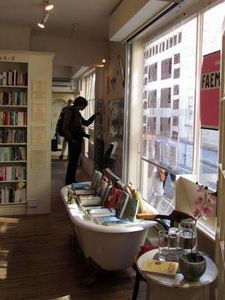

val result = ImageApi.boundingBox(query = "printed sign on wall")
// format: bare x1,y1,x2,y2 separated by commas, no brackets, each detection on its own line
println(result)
200,51,220,129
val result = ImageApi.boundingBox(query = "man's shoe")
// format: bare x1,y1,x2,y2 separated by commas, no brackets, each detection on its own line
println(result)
59,154,64,160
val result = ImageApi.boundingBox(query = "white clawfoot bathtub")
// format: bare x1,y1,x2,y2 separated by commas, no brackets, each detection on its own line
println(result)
60,186,156,271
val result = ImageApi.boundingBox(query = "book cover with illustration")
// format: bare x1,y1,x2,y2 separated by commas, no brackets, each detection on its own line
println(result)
116,191,130,218
103,187,124,209
141,259,178,277
122,197,139,222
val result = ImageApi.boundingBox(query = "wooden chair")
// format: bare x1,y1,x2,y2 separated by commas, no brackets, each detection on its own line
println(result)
131,210,194,300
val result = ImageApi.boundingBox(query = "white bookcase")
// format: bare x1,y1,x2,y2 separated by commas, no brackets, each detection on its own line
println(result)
0,49,53,215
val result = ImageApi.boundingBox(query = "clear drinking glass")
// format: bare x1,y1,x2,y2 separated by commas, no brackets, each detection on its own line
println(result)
158,230,169,261
178,218,197,254
167,227,179,261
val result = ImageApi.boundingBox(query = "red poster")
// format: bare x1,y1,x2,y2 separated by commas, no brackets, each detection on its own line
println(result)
200,51,220,129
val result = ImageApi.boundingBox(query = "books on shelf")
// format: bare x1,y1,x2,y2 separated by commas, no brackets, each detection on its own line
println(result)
0,70,28,86
0,146,26,161
0,128,27,143
0,111,27,126
93,215,131,226
140,259,178,277
0,91,27,106
0,165,26,181
0,186,26,204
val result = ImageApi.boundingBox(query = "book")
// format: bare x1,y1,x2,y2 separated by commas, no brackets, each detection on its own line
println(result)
96,179,109,199
122,197,139,222
116,191,130,218
71,182,91,190
74,189,96,195
91,170,103,190
93,215,131,226
104,187,124,209
140,259,178,277
87,207,116,218
78,195,102,206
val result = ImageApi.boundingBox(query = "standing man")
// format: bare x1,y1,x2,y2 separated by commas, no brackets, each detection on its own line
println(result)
63,96,96,185
59,99,73,160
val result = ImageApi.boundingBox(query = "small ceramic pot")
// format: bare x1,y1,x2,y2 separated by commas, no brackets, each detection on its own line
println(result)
179,253,206,282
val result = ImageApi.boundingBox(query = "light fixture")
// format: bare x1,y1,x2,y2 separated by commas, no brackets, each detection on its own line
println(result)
44,0,54,11
37,12,50,29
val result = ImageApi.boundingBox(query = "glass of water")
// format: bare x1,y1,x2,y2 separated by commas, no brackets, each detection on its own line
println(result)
178,219,197,254
158,230,169,261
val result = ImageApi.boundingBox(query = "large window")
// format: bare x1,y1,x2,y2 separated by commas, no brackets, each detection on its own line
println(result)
141,17,197,214
126,1,225,224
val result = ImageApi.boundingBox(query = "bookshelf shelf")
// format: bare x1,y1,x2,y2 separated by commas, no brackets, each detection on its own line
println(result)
0,160,26,163
0,201,26,206
0,143,27,145
0,180,27,183
0,85,28,89
0,125,27,128
0,105,28,108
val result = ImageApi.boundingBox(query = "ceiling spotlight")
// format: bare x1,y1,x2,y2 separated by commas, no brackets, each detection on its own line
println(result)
44,0,54,11
37,22,45,29
37,12,49,29
102,58,106,64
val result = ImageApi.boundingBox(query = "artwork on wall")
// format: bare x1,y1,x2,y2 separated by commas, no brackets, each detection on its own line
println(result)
108,99,123,138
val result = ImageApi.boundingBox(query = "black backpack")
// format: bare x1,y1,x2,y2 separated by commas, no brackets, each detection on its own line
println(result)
56,106,71,137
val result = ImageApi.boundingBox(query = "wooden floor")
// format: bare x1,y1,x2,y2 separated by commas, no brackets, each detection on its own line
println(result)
0,158,146,300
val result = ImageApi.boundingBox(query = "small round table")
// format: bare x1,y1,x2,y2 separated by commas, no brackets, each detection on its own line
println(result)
137,248,218,300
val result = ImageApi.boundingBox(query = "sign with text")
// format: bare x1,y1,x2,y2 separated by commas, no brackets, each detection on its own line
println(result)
200,51,220,129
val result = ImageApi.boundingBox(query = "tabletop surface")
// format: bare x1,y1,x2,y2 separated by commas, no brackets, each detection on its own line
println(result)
137,248,218,288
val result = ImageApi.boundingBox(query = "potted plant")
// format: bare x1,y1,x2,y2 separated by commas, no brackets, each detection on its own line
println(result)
179,183,217,281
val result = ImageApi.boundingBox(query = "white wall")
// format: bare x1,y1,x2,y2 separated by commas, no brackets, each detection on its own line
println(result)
0,24,111,80
0,24,30,50
30,33,110,68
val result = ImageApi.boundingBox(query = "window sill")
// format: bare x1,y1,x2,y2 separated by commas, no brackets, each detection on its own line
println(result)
143,201,216,242
196,221,216,242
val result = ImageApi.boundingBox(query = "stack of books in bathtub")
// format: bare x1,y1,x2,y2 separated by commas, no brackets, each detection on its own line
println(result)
75,178,110,207
72,170,103,196
86,187,140,226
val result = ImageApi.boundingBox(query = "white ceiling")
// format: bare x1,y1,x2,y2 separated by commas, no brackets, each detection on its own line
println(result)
0,0,122,40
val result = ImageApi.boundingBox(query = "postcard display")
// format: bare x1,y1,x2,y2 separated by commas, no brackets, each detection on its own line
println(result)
0,50,53,215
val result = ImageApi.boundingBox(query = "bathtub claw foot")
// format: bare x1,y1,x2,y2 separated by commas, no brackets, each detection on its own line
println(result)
85,257,102,286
